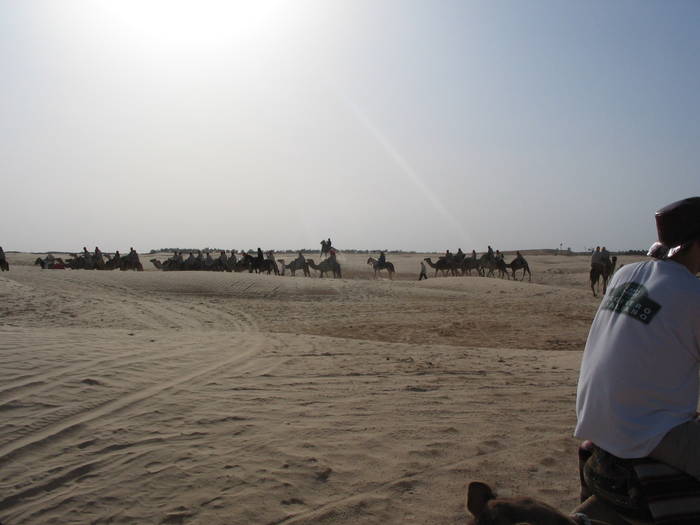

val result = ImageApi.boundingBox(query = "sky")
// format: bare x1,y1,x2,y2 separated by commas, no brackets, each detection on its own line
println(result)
1,0,698,253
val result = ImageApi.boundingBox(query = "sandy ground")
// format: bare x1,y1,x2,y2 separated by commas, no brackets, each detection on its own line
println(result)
0,251,644,524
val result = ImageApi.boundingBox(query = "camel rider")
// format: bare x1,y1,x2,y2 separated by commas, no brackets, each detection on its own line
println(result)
257,247,264,263
129,247,139,264
219,250,228,264
205,251,214,267
590,246,603,272
94,246,104,267
328,248,337,262
113,250,121,263
185,252,195,267
266,250,276,263
472,249,477,260
378,251,386,266
0,246,5,262
515,251,524,263
487,245,494,260
495,250,504,261
600,246,610,264
296,251,305,264
575,197,700,480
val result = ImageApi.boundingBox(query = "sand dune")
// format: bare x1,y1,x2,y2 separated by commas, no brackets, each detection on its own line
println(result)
0,252,642,524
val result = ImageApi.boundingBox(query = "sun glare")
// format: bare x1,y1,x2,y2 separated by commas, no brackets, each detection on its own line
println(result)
98,0,290,54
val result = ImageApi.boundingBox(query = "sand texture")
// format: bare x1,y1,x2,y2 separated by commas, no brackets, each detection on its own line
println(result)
0,252,643,524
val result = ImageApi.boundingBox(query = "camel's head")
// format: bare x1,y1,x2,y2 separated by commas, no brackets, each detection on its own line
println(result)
466,482,576,525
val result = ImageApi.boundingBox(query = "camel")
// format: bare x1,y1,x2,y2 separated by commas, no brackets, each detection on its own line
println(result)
590,256,618,297
279,258,311,277
507,256,531,281
466,481,628,525
306,258,341,278
240,253,279,275
367,257,395,279
150,259,179,271
423,257,457,277
34,257,66,269
460,257,480,276
64,254,87,269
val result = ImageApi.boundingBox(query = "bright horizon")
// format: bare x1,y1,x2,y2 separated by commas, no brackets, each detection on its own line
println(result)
2,1,699,254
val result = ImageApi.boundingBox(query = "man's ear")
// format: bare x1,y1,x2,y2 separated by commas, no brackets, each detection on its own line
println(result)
466,481,495,518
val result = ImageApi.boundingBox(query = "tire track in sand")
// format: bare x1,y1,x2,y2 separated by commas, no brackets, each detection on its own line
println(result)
0,340,263,465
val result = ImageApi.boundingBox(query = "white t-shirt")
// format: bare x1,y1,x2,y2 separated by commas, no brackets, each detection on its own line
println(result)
575,259,700,458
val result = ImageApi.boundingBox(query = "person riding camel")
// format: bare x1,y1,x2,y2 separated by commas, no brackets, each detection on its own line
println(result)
378,251,386,267
600,246,610,264
487,245,494,260
471,249,477,260
575,197,700,481
296,251,305,264
93,246,104,268
0,246,5,261
257,247,264,263
328,247,337,262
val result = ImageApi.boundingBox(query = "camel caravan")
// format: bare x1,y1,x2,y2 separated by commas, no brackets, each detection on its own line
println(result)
151,241,343,279
422,246,532,281
35,247,143,271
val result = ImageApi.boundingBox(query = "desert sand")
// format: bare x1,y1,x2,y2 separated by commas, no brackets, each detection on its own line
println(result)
0,251,643,524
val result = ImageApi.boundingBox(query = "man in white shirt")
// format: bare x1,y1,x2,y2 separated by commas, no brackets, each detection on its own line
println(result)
575,197,700,478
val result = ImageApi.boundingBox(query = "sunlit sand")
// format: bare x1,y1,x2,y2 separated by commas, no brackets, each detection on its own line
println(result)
0,251,645,523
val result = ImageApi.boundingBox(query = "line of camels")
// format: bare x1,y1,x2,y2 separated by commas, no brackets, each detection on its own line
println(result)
149,251,343,278
24,247,619,297
420,252,531,282
34,252,143,271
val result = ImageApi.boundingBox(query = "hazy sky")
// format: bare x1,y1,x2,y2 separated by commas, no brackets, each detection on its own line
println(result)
2,1,698,253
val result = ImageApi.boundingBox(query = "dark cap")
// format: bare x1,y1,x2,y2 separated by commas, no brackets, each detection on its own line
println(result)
655,197,700,250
